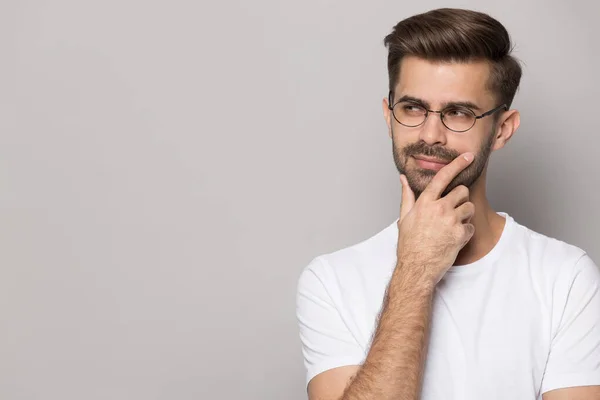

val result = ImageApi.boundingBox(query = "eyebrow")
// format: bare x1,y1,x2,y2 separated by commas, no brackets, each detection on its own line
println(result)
395,95,482,112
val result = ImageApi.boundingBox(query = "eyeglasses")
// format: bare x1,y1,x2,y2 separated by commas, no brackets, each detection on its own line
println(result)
388,91,507,133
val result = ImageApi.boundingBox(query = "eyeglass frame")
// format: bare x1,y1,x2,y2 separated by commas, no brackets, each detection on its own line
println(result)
387,91,508,133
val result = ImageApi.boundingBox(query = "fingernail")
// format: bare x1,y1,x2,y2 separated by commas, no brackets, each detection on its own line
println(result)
464,153,474,162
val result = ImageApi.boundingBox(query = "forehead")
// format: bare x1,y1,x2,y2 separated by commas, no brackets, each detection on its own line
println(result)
395,56,494,106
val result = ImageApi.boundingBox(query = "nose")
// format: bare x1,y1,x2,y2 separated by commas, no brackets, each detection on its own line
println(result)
418,111,448,146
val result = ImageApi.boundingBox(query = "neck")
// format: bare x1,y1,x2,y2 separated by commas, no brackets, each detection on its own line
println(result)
453,173,506,266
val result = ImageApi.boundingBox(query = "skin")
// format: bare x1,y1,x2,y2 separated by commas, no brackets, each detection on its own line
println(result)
306,57,600,399
388,56,516,267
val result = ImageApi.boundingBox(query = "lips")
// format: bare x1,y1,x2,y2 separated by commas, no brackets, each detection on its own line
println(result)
412,155,450,165
411,155,451,172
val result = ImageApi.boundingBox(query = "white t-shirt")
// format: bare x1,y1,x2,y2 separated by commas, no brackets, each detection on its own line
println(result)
296,213,600,399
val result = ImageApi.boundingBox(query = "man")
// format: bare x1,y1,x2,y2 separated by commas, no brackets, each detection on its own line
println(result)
296,8,600,400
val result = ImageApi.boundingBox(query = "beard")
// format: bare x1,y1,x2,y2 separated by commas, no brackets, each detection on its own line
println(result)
392,129,495,199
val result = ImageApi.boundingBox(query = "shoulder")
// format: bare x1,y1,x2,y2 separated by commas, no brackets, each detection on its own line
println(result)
510,218,589,274
297,218,399,303
507,217,599,304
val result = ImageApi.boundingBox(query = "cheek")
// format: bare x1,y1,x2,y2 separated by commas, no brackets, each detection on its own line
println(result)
391,131,409,150
448,136,485,155
391,126,419,148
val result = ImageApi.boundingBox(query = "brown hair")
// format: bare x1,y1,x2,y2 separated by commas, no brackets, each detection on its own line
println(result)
384,8,522,108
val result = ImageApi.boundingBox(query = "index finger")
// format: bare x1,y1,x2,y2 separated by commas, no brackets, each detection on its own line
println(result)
422,152,474,200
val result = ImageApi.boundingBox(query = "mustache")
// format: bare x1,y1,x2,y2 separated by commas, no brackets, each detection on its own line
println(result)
403,142,461,162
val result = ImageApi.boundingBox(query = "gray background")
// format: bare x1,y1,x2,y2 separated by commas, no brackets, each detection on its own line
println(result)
2,0,599,399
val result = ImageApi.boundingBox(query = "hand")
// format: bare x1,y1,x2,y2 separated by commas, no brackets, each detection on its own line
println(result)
396,153,476,285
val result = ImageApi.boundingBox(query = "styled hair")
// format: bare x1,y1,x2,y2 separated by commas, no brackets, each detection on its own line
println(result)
384,8,522,108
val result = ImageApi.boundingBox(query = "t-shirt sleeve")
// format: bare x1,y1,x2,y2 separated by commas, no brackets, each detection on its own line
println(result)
296,257,365,387
541,253,600,394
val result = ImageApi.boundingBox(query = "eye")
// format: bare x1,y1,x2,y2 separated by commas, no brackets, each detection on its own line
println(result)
402,103,425,113
445,108,471,118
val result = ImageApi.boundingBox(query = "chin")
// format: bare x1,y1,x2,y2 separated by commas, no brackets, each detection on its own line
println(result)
404,170,434,196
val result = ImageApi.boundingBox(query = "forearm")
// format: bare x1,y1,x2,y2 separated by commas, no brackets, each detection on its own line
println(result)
341,260,435,400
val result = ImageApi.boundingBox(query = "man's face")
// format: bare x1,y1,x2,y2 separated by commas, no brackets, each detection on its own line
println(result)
385,56,501,199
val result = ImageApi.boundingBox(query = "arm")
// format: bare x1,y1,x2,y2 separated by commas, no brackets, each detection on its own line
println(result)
307,154,476,400
543,386,600,400
339,261,435,400
306,262,435,400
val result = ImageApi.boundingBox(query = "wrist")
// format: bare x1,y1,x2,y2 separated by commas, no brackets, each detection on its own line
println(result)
392,258,437,294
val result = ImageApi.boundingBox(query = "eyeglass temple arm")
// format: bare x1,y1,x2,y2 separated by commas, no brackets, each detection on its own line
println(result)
476,104,508,119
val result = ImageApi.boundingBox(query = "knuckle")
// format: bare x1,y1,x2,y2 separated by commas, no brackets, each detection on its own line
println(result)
433,201,446,215
464,224,475,238
454,224,471,239
465,202,475,214
450,185,468,199
444,210,458,225
448,214,459,225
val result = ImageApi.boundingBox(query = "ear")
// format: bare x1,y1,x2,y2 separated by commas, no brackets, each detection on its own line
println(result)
492,109,520,151
383,97,393,139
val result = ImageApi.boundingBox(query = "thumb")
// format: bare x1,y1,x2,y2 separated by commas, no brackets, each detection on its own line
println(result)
399,174,416,223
